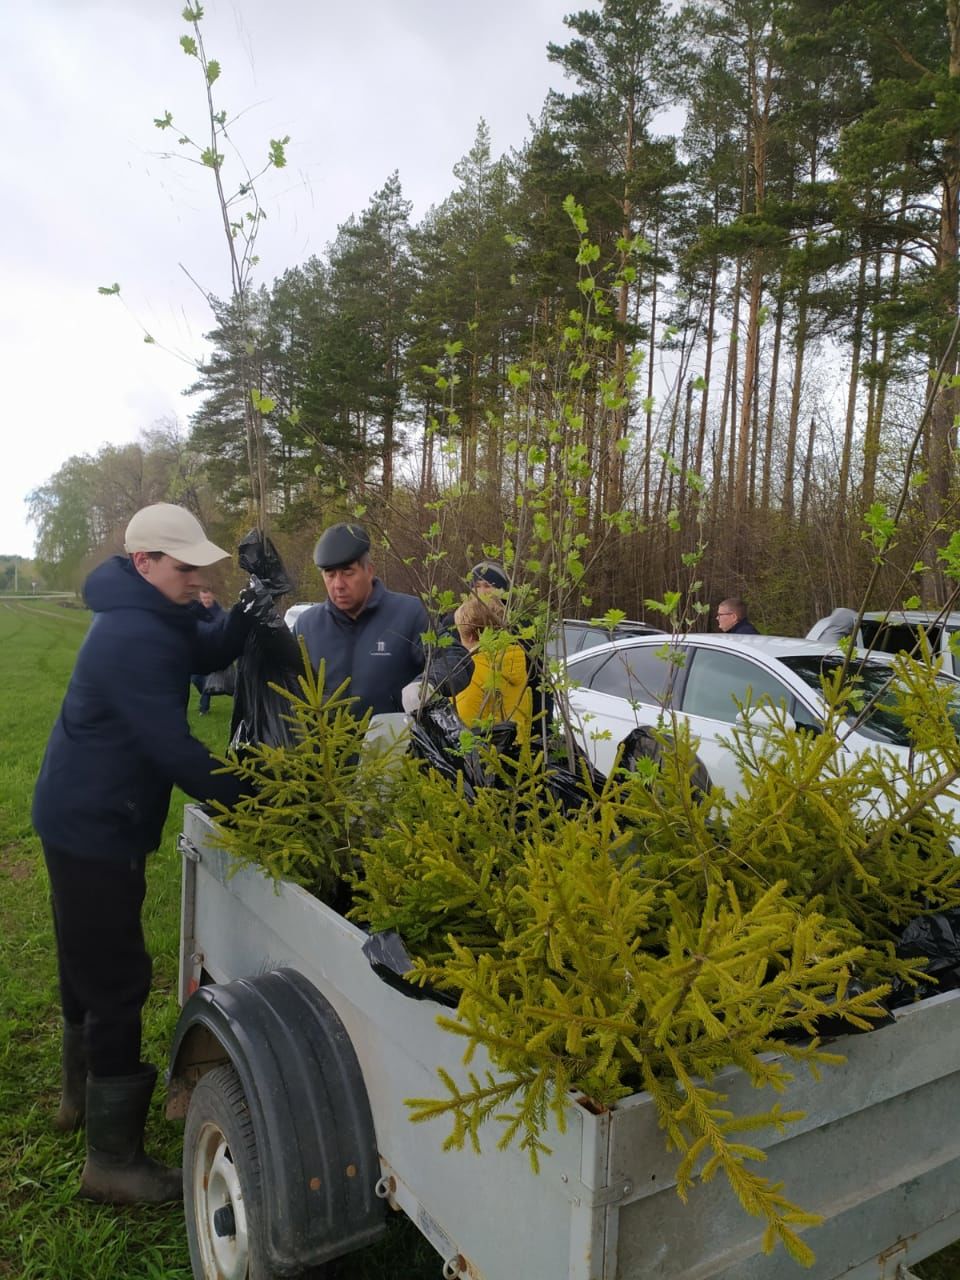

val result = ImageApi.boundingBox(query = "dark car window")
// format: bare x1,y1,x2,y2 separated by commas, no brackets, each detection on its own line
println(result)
861,617,960,678
549,624,601,659
581,643,680,705
861,619,944,661
780,654,960,745
681,649,794,724
565,650,616,688
550,620,663,659
569,626,608,654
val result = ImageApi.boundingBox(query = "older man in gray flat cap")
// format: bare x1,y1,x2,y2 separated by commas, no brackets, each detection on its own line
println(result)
293,521,472,715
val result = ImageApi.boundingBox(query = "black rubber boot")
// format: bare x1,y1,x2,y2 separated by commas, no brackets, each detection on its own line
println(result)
78,1064,183,1204
54,1021,86,1133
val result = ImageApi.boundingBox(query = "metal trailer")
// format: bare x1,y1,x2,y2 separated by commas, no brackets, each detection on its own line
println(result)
169,803,960,1280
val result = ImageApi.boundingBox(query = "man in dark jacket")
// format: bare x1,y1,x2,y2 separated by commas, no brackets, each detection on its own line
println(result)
32,503,254,1206
191,587,228,713
716,597,759,635
293,522,472,715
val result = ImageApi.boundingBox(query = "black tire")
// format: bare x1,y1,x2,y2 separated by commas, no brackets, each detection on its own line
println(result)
618,726,712,798
183,1062,326,1280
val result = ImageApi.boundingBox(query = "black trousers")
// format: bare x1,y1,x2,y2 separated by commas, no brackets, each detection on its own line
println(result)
42,843,152,1078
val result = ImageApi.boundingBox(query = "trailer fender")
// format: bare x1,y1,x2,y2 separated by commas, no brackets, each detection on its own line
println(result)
168,966,386,1270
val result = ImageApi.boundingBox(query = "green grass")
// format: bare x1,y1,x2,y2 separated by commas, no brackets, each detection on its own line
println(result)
1,598,959,1279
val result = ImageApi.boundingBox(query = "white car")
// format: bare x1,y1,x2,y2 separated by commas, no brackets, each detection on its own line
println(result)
283,602,320,630
563,632,960,798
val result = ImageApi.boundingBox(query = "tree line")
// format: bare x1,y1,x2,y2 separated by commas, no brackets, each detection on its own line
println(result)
30,0,960,633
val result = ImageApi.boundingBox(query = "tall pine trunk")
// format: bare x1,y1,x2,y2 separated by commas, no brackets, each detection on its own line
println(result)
783,289,809,521
760,287,785,513
923,0,960,602
838,235,869,512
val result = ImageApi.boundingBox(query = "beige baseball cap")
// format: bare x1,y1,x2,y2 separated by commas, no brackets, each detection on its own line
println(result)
123,503,229,566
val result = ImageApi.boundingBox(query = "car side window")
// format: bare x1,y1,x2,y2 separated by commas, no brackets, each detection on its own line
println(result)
864,620,941,661
565,651,614,687
681,650,793,724
572,628,607,653
585,644,679,704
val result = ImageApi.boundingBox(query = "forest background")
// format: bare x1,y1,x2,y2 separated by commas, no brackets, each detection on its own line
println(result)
24,0,960,635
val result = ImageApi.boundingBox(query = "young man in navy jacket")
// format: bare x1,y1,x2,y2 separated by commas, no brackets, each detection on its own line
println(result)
33,503,257,1205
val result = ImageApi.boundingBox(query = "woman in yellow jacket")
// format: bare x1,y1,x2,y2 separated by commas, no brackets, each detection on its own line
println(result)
452,595,532,745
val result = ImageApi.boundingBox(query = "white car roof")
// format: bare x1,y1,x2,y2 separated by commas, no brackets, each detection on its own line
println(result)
862,609,960,627
565,632,858,664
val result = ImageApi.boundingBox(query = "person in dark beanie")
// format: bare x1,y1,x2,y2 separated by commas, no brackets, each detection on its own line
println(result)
470,561,510,595
32,503,264,1205
293,521,472,715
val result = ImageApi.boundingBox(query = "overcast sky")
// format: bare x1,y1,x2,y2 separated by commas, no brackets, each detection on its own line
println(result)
3,0,583,558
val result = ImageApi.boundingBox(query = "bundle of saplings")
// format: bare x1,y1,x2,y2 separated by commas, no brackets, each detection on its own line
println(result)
210,650,960,1266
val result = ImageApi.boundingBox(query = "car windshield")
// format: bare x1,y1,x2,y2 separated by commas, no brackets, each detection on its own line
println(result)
779,654,960,745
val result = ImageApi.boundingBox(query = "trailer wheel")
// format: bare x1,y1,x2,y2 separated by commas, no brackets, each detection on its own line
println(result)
184,1063,325,1280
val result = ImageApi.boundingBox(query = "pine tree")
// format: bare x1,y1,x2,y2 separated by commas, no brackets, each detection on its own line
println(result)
303,174,415,500
547,0,686,516
800,0,960,599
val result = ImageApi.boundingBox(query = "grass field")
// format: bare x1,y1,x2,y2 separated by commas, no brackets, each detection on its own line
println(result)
1,598,959,1279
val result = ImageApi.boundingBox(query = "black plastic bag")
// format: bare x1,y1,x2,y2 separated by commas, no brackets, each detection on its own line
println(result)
203,663,237,697
360,931,458,1007
230,532,302,751
407,721,477,798
237,528,295,596
889,908,960,1006
542,764,597,814
231,600,303,751
406,699,598,816
407,700,488,793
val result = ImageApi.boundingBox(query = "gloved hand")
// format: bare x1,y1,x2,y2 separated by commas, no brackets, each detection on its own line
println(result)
401,679,436,715
237,575,283,631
